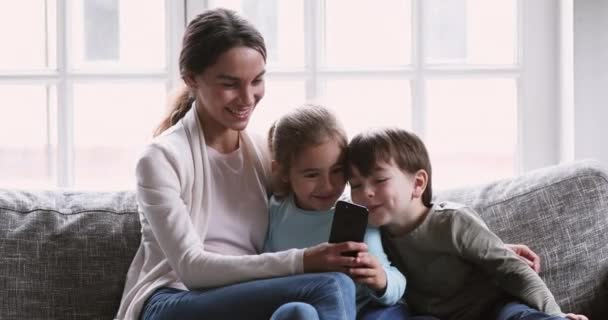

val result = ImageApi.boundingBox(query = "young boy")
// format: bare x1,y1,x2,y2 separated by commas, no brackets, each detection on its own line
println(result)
345,128,588,320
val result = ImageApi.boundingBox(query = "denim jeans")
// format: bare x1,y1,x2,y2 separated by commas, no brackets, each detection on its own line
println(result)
357,303,440,320
494,301,567,320
141,272,356,320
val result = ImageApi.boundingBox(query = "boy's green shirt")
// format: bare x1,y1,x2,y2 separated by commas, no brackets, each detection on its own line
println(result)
382,202,562,320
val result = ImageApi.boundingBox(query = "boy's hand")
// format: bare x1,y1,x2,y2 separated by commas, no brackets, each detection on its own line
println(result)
347,252,387,293
565,313,588,320
505,243,541,272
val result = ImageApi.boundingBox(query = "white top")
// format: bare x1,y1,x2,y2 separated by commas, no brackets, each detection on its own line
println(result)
115,104,305,320
204,146,268,255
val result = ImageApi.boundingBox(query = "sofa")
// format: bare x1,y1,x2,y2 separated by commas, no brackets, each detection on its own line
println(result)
1,160,607,319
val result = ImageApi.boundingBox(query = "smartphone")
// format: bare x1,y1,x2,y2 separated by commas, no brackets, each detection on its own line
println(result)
328,200,369,256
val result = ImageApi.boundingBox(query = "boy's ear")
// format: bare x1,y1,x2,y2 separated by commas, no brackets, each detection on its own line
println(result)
412,169,428,199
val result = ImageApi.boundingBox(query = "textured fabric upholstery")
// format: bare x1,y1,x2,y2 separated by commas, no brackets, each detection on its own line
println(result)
0,160,606,319
0,190,140,320
437,159,608,319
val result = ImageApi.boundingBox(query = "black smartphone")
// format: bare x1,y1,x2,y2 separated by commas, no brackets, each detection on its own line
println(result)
328,200,369,257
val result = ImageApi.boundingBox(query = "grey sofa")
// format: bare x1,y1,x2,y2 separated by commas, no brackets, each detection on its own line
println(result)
1,160,607,319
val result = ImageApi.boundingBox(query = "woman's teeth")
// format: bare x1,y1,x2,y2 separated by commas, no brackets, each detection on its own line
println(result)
227,108,249,117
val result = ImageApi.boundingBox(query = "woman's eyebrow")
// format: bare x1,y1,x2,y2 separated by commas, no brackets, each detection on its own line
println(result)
216,70,266,81
217,74,239,81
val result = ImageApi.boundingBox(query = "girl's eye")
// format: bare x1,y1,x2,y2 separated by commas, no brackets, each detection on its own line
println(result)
304,173,318,179
349,183,361,189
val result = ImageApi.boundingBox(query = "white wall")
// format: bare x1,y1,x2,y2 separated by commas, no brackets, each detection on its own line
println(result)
573,0,608,164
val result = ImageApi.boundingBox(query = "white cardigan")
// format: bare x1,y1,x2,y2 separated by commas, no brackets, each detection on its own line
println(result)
115,106,304,320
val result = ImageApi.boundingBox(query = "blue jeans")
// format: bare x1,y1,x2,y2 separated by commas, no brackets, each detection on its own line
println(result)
141,272,356,320
358,303,440,320
494,301,567,320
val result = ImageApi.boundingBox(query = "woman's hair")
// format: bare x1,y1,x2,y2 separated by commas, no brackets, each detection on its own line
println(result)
154,8,267,137
268,104,348,196
347,128,433,208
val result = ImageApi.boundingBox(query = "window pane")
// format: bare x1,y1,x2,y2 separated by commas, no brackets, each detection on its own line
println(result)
210,0,305,68
321,79,411,138
424,0,516,65
71,0,166,69
73,83,166,190
248,79,306,136
426,78,517,189
0,1,56,70
325,0,411,68
0,85,56,188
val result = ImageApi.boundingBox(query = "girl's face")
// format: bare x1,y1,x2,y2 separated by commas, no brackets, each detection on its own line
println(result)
187,46,266,135
287,139,346,211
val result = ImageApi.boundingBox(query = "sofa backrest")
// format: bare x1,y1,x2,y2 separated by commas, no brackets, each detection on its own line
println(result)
437,159,608,319
0,190,141,320
1,160,607,319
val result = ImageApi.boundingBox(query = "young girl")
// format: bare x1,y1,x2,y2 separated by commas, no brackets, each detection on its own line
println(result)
264,105,437,320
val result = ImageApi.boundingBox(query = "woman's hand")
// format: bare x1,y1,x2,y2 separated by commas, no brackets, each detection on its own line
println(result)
347,252,387,293
564,313,588,320
505,243,541,272
303,242,367,273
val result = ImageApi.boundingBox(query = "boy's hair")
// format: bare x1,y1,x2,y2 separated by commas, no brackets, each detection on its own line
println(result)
347,128,433,207
268,104,348,196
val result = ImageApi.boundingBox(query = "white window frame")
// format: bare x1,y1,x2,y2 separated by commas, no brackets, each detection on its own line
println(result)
0,0,185,188
189,0,564,176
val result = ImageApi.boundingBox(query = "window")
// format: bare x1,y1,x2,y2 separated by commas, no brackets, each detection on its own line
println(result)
206,0,527,189
0,0,183,190
3,1,560,190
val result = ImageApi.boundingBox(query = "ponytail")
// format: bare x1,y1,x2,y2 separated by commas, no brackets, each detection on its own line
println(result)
154,85,195,137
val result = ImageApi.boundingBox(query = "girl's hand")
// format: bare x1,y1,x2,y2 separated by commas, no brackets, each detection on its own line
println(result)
303,242,367,273
346,252,387,293
564,313,588,320
505,243,541,272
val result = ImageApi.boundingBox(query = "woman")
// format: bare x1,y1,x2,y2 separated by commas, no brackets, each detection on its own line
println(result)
116,8,365,320
116,8,541,320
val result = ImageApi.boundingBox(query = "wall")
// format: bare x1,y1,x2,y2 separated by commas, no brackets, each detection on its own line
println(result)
573,0,608,164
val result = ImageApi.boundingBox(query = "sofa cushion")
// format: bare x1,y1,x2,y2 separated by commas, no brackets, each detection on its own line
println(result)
436,159,608,319
0,190,141,320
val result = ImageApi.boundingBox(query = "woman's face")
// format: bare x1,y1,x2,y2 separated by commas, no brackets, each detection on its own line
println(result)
188,46,266,134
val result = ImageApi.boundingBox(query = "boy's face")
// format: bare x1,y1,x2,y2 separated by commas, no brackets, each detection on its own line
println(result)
349,159,417,227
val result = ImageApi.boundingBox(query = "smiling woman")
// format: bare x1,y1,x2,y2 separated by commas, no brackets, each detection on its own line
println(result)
117,8,366,320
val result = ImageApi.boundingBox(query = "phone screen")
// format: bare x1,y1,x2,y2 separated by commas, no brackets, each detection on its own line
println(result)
328,201,369,256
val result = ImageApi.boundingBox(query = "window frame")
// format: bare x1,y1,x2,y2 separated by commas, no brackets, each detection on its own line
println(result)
191,0,562,177
0,0,185,188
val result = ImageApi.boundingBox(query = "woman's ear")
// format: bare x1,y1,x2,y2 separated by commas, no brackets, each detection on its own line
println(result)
183,73,197,89
412,169,428,199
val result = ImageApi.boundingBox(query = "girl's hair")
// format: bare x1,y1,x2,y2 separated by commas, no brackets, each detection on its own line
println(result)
268,104,348,196
154,8,267,137
347,128,433,208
